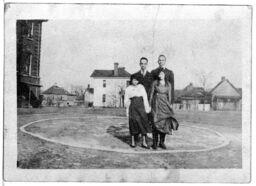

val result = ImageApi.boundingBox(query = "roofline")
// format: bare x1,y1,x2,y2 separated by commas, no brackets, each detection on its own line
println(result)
209,79,241,96
18,19,48,22
212,95,242,99
226,79,242,96
180,97,210,100
41,93,76,96
41,85,73,95
90,76,130,79
209,80,223,93
20,82,42,87
90,68,131,78
41,93,65,95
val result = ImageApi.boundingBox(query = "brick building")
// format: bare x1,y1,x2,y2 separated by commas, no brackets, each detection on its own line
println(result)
17,20,47,107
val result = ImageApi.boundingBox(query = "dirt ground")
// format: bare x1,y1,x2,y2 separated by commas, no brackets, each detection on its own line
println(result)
17,107,242,169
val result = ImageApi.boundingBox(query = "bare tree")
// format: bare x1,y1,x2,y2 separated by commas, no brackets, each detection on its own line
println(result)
109,94,118,107
108,85,127,108
118,85,126,107
194,70,213,111
70,84,86,99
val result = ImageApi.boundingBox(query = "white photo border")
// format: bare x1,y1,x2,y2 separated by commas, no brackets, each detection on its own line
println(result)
3,2,252,183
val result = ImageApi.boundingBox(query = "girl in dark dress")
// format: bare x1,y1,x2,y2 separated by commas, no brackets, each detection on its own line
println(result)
149,71,179,150
124,76,151,148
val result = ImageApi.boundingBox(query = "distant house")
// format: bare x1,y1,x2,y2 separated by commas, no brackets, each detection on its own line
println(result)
84,84,94,107
41,84,77,107
174,83,211,111
68,85,86,106
90,63,131,107
209,77,242,111
74,92,85,106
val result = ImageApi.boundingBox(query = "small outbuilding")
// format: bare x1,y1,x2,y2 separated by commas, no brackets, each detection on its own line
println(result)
41,84,76,107
209,77,242,111
174,83,211,111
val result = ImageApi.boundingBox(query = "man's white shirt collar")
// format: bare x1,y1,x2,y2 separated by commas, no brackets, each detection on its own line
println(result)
140,70,147,76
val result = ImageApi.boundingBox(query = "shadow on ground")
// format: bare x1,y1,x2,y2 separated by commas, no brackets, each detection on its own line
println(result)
106,124,153,147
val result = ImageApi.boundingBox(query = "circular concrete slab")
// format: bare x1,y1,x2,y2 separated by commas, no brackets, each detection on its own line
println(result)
20,116,229,154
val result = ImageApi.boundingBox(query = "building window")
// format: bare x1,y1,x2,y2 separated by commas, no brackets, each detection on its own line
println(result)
28,54,32,75
103,80,106,88
102,94,106,103
21,53,32,75
28,22,34,37
22,64,29,75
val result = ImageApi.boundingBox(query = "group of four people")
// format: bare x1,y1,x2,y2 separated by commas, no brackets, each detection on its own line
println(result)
124,55,179,150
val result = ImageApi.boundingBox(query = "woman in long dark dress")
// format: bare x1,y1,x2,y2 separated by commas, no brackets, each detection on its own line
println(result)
124,76,151,148
149,71,179,150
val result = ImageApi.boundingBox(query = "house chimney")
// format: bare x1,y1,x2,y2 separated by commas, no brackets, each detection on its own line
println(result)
221,76,226,81
189,82,193,86
114,63,119,76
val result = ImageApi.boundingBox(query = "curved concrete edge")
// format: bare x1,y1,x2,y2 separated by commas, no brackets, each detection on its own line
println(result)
19,116,230,154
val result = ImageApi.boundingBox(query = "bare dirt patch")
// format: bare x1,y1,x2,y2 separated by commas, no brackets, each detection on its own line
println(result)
22,117,228,153
17,107,242,169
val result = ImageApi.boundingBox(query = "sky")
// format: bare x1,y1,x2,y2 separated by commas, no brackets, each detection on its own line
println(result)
40,6,243,91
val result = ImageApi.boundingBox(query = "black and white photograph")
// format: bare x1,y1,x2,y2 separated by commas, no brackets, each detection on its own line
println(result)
3,2,252,183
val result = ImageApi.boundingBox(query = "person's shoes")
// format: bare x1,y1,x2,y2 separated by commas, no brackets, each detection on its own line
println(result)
152,133,158,150
130,143,136,148
151,143,158,150
159,133,166,149
141,144,150,149
159,143,167,149
134,134,139,143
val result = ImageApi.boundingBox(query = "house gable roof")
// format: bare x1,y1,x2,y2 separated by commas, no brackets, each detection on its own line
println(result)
42,85,75,96
179,83,210,98
174,90,183,98
237,88,242,96
175,85,210,101
182,87,205,97
90,67,130,78
209,79,241,98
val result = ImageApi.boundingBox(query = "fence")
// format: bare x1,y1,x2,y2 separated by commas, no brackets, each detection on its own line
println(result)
173,103,211,111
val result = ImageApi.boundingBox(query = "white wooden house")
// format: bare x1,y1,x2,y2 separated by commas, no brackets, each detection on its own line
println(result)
90,63,131,107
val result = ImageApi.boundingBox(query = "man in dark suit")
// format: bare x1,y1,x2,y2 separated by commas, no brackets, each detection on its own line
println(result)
151,54,175,104
150,54,175,150
130,57,153,96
